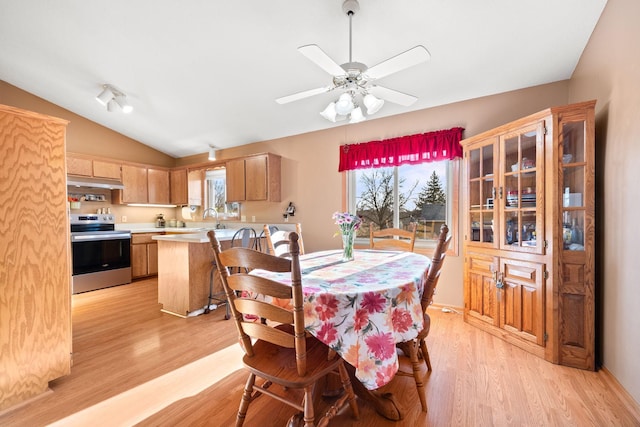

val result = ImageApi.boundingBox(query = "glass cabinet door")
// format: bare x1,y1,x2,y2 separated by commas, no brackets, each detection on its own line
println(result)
561,120,587,251
499,122,545,253
467,139,497,245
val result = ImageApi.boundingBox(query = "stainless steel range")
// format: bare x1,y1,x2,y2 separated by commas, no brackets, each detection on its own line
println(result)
70,213,131,294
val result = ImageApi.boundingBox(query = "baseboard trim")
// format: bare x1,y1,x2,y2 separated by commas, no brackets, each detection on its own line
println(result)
599,367,640,422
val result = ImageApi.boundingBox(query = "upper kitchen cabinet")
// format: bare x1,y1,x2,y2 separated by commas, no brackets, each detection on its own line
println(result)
226,153,281,202
188,169,203,206
113,164,171,204
67,153,122,180
116,164,148,203
461,100,596,370
170,168,188,205
0,105,71,411
148,167,170,204
93,159,122,180
170,168,202,206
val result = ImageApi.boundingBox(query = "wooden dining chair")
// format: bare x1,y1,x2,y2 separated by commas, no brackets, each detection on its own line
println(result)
395,224,451,412
369,222,417,252
208,230,358,427
263,223,305,257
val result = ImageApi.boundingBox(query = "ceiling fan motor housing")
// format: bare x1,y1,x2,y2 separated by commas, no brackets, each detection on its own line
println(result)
342,0,360,16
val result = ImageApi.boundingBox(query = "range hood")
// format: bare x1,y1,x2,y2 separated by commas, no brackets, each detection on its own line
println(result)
67,175,125,190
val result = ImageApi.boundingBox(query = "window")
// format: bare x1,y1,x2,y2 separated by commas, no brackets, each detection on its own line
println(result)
347,160,458,249
204,168,239,219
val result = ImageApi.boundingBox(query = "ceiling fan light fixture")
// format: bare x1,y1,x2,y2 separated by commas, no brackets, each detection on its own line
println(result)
335,92,355,115
363,93,384,115
320,102,337,122
349,106,366,124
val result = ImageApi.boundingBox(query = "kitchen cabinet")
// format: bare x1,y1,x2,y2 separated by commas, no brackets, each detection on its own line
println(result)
67,155,92,176
92,159,122,180
170,168,201,206
226,153,281,202
131,233,161,278
156,239,214,317
188,169,203,206
170,168,188,205
67,153,122,180
148,168,170,204
119,164,148,203
113,164,171,204
0,105,71,411
461,100,596,370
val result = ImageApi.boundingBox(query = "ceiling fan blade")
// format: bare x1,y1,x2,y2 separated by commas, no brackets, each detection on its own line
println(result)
298,44,346,77
369,85,418,107
275,86,332,104
365,45,430,80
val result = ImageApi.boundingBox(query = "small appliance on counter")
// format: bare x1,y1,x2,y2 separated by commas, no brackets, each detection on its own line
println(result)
156,213,166,228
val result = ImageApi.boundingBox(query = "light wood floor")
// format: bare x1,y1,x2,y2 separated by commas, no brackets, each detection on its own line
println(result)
1,278,639,426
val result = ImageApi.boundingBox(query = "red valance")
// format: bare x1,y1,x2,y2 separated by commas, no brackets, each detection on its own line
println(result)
338,127,464,172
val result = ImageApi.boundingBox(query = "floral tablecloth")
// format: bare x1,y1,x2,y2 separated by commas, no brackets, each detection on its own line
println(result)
251,249,430,390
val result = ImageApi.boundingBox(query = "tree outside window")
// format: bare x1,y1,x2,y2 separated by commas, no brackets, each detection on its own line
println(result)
351,162,449,243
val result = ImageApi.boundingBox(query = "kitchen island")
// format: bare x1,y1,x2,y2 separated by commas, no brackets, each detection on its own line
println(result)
153,229,238,317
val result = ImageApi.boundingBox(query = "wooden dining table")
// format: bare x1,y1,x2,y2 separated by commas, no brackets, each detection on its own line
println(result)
250,248,431,420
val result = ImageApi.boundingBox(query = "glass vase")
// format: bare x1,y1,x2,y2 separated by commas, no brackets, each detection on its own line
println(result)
342,230,355,262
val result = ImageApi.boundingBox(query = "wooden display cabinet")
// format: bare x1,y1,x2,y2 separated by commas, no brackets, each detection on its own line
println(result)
461,100,596,370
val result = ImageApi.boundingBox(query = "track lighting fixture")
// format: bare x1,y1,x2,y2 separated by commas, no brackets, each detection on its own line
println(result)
96,84,133,113
208,145,217,161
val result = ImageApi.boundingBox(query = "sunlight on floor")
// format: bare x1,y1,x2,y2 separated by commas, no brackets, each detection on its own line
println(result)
47,345,244,427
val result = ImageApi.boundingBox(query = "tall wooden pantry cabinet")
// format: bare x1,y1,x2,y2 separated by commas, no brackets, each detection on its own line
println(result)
0,105,72,410
461,100,596,370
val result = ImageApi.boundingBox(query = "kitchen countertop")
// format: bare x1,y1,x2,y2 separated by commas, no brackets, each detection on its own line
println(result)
152,228,240,243
117,222,297,234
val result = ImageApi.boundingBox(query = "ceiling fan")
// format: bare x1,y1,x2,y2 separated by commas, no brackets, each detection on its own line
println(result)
276,0,430,123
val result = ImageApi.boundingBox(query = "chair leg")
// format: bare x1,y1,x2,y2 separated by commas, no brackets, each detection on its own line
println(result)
303,385,315,427
419,338,432,372
338,362,360,419
407,340,428,412
236,373,255,427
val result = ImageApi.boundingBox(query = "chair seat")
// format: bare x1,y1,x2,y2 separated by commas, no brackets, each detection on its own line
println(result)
244,331,341,389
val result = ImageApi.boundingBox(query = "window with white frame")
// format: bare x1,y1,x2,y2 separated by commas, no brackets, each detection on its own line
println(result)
204,168,239,218
347,160,457,247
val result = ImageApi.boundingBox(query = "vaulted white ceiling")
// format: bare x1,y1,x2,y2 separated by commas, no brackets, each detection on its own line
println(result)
0,0,607,158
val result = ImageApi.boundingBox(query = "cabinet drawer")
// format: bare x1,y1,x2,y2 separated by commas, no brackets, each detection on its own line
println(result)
132,233,162,244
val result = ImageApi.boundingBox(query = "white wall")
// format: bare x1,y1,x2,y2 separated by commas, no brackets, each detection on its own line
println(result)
569,0,640,405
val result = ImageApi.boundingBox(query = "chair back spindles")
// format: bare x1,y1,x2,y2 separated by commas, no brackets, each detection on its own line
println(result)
420,224,451,312
369,222,417,252
263,223,304,257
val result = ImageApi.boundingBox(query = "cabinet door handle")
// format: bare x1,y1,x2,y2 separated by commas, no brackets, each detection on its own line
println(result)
495,272,504,289
498,187,503,199
492,187,496,200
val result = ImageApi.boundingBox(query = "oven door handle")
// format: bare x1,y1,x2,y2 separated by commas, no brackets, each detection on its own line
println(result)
71,233,131,242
